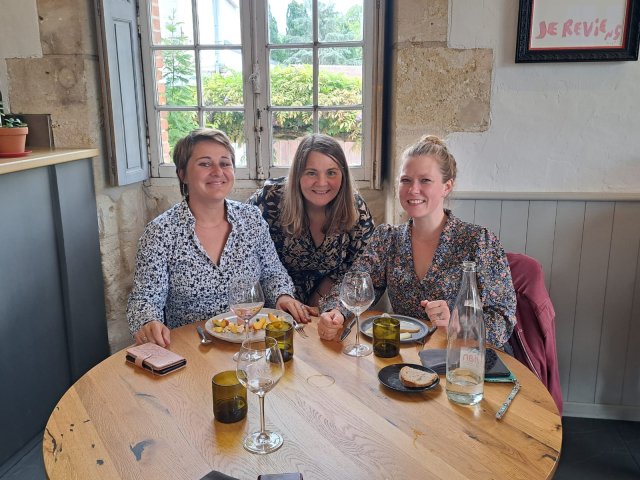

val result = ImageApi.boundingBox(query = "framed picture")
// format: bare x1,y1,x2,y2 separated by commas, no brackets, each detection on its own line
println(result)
516,0,640,62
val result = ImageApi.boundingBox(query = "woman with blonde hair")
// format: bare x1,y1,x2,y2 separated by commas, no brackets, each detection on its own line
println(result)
249,134,374,315
127,128,305,346
317,135,516,349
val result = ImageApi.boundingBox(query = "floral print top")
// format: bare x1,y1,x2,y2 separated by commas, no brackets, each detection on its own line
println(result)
127,200,295,335
320,210,517,348
248,178,375,304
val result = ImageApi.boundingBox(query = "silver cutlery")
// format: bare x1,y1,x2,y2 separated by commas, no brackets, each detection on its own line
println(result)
415,325,437,350
496,379,521,420
196,325,213,344
339,317,357,342
291,319,309,338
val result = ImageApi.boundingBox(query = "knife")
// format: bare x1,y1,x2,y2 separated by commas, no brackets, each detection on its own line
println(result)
339,316,357,342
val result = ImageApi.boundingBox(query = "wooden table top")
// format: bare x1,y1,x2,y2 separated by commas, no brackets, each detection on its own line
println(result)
43,314,562,480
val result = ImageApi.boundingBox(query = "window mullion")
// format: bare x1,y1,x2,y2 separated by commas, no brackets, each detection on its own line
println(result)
312,0,319,131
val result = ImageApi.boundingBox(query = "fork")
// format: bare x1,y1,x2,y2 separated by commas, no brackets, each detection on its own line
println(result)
291,319,309,338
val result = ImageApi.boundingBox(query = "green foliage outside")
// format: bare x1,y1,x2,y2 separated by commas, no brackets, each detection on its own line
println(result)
160,2,364,157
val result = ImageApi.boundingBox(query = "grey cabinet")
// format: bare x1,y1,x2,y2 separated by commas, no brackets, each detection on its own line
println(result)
0,157,109,468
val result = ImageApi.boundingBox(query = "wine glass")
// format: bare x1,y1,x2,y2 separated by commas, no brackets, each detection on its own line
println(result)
340,271,375,357
236,337,285,454
229,278,265,361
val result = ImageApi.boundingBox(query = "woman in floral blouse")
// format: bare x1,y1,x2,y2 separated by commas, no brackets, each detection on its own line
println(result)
127,129,305,346
318,135,516,349
248,134,375,314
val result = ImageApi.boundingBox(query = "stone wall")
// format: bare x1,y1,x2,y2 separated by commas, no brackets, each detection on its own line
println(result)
389,0,493,223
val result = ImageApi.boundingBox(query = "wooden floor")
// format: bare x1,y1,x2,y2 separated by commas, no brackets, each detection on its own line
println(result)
2,417,639,479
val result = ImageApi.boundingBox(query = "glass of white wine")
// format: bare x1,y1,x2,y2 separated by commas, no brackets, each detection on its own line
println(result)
340,271,375,357
236,337,285,454
229,277,264,361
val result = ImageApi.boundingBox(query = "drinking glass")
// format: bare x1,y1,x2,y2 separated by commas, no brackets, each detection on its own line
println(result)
236,337,285,454
340,271,375,357
229,277,265,361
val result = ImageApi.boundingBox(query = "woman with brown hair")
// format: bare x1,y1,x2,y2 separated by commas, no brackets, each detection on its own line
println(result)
127,128,305,346
249,134,375,314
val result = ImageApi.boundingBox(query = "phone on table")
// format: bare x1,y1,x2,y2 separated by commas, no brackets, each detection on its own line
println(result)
485,348,511,378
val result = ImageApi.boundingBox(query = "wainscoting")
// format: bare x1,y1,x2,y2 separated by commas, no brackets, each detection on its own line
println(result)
449,194,640,421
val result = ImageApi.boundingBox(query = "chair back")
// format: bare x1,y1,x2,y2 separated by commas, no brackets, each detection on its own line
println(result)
507,252,563,414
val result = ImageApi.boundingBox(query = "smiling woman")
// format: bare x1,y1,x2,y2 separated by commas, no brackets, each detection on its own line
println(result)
318,135,517,351
126,128,309,347
248,134,375,309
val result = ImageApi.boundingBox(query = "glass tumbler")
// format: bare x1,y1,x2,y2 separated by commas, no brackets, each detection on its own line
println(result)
372,316,400,358
212,370,248,423
265,320,294,362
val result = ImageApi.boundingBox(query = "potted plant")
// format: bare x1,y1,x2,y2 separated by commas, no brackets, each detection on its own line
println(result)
0,94,29,155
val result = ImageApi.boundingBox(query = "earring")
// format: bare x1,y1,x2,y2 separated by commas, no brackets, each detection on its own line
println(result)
181,183,188,198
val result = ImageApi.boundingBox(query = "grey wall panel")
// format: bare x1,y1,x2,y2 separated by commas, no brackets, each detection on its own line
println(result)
53,161,110,380
525,201,557,288
450,198,476,224
474,200,502,239
499,201,529,253
549,201,585,400
622,245,640,406
0,169,70,466
568,202,615,403
596,203,640,405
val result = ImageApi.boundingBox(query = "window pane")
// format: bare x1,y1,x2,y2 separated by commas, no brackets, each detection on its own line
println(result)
271,111,312,167
319,48,362,106
152,1,193,46
318,1,363,42
197,0,241,45
205,111,247,167
159,110,199,164
267,0,312,44
201,50,244,108
319,109,362,166
155,50,197,106
269,49,312,107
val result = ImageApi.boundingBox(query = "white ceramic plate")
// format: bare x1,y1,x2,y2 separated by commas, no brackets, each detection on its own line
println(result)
204,308,293,344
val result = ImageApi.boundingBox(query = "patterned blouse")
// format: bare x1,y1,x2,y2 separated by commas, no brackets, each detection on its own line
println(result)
127,200,295,335
320,210,517,348
248,178,375,304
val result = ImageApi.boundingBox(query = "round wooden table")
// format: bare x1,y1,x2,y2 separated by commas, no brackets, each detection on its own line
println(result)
43,314,561,479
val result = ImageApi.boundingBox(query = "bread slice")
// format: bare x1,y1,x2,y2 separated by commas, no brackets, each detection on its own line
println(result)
399,366,438,388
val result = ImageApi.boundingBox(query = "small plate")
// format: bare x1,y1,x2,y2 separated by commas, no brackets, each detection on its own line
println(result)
378,363,440,393
0,150,32,158
204,308,293,344
360,314,429,343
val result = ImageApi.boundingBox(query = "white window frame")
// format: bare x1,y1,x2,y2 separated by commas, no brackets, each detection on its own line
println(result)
138,0,384,188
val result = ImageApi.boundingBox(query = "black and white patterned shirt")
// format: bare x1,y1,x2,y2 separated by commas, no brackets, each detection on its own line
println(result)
127,200,295,335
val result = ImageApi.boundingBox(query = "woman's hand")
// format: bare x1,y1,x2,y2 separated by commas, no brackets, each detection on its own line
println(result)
317,309,345,341
420,299,450,327
276,295,311,323
134,320,171,347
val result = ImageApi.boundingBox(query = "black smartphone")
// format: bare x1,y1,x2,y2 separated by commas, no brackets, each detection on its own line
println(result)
485,349,511,378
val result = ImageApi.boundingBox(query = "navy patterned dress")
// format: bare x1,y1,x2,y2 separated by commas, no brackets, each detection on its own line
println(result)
320,210,517,348
127,200,295,335
248,178,375,304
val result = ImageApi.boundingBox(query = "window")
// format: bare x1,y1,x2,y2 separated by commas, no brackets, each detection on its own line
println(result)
139,0,384,186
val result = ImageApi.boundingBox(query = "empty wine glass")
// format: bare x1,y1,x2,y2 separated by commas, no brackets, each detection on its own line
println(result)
236,337,284,454
229,277,265,361
340,271,375,357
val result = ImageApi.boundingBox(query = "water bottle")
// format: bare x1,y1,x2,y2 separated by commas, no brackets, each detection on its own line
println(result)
446,261,486,405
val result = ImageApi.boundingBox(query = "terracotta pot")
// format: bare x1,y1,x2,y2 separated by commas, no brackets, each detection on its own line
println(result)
0,126,28,154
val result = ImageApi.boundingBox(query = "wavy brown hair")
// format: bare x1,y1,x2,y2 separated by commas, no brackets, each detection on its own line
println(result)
173,128,235,198
280,134,357,237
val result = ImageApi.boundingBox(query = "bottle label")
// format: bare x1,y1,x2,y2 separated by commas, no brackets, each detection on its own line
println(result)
460,347,483,373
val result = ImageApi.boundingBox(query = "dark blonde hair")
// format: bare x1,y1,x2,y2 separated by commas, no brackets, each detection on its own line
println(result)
280,134,357,236
173,128,235,197
401,134,457,184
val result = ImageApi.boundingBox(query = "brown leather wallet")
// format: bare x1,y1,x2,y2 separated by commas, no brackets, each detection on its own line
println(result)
126,342,187,376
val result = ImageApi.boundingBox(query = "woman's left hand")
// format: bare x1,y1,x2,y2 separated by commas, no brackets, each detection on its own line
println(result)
420,299,450,327
276,295,311,323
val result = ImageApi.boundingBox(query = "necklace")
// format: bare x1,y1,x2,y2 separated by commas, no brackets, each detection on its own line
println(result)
195,220,225,229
